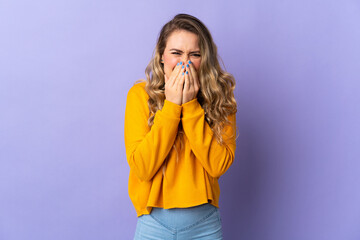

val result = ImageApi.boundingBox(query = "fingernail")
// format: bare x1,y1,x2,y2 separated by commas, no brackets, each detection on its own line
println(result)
186,71,188,74
186,64,189,67
182,72,184,75
188,60,191,64
177,63,179,66
182,65,184,68
180,61,183,65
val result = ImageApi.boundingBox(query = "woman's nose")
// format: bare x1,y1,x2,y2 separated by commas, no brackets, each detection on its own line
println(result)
181,57,189,63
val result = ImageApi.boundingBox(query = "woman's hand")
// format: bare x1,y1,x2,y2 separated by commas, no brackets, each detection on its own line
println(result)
164,62,186,105
182,61,200,104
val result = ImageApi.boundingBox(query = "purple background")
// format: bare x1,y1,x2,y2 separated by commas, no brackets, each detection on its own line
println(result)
1,0,359,239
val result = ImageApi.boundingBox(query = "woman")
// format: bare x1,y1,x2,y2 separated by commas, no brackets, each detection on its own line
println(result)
124,13,238,239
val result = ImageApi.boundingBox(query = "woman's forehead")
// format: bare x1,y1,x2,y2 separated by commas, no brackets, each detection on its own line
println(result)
166,30,199,50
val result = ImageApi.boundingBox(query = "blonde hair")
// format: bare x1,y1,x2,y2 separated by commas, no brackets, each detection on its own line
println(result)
134,13,238,178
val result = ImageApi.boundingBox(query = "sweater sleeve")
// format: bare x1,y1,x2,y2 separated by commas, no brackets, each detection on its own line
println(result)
124,84,182,181
181,98,237,178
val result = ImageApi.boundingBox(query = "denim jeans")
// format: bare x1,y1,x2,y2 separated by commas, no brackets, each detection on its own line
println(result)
133,203,223,239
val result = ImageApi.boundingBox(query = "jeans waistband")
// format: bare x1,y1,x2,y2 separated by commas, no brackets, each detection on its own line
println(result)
149,203,217,229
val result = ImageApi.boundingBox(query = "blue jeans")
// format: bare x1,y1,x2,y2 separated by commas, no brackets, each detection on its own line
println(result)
133,203,223,239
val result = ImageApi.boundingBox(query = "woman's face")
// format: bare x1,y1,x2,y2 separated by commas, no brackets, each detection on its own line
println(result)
161,30,201,80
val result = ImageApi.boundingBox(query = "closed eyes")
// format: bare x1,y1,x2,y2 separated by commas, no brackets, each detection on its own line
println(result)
171,52,201,57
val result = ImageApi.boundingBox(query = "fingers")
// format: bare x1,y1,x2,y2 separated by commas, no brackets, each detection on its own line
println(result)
184,68,189,90
187,61,198,86
187,61,200,89
177,69,186,91
169,62,185,87
185,64,191,90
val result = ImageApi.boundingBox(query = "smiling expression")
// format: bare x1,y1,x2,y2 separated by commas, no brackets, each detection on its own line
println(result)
161,30,202,79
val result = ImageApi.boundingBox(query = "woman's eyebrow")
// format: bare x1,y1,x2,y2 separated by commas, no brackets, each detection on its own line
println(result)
169,48,200,53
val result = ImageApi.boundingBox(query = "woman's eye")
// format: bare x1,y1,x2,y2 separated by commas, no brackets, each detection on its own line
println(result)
171,52,200,57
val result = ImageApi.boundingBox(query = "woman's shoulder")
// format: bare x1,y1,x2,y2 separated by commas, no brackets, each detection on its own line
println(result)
128,79,146,92
127,79,149,100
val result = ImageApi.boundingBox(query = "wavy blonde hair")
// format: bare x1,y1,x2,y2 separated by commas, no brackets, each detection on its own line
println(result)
134,13,238,177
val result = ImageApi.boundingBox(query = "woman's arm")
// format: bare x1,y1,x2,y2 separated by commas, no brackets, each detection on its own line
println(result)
124,84,182,181
181,98,236,178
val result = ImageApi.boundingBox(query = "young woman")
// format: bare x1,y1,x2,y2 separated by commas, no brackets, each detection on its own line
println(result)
124,13,238,239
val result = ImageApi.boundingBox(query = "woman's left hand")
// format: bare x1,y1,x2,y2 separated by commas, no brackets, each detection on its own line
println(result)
182,61,200,104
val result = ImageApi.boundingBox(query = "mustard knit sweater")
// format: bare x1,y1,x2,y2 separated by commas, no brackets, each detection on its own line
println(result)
124,81,236,217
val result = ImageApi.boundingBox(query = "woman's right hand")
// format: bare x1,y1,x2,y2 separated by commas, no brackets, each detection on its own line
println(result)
164,62,186,105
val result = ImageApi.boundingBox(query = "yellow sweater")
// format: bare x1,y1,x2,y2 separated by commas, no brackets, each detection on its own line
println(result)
124,81,236,217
